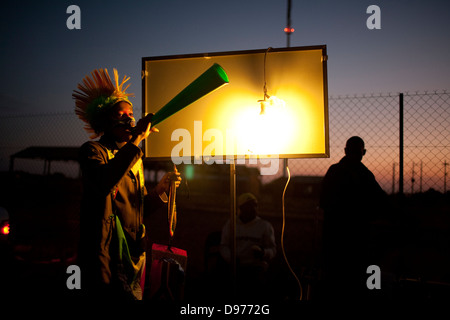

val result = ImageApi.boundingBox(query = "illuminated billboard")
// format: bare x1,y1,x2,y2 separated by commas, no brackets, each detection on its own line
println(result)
142,46,329,162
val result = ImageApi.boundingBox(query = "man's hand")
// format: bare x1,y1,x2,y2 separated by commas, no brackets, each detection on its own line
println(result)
155,167,182,196
131,113,159,146
251,245,265,259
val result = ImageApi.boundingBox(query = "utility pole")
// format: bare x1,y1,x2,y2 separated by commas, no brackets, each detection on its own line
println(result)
444,161,448,193
392,162,396,194
284,0,294,47
399,93,404,197
283,0,294,178
419,160,423,193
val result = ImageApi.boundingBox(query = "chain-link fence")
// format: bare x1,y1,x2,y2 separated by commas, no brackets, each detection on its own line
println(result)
403,92,450,193
1,90,449,194
0,112,87,177
287,90,450,194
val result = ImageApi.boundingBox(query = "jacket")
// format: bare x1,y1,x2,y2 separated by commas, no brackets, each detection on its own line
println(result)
78,135,163,292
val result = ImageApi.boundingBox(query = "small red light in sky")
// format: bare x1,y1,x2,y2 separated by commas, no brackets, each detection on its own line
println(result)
284,27,294,34
1,223,9,235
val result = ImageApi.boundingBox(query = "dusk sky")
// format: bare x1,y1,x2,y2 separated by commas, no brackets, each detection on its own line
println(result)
1,0,450,116
1,0,450,184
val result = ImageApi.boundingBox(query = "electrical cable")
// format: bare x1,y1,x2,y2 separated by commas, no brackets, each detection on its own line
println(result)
262,47,272,101
281,165,303,300
260,46,302,299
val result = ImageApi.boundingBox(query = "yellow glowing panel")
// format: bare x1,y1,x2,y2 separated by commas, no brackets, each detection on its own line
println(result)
142,46,329,160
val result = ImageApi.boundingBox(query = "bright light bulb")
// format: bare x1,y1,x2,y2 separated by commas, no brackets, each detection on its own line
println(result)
260,96,286,115
268,96,285,108
233,95,296,157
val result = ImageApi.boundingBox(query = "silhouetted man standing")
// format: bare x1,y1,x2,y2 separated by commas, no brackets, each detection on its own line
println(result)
319,136,387,301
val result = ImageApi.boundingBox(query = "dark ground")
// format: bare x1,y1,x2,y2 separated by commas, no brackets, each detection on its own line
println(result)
1,171,449,305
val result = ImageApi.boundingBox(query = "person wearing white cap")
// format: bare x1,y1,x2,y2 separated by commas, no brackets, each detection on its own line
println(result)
220,193,276,297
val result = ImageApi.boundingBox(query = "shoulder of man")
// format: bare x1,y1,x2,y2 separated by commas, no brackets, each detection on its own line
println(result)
256,217,273,228
359,162,376,177
80,140,108,153
324,161,344,178
79,140,110,162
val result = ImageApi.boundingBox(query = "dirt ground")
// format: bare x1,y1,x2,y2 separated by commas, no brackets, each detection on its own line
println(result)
1,172,449,303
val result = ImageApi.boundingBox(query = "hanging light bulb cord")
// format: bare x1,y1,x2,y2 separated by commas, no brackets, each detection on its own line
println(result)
263,47,272,101
281,165,303,300
261,47,302,298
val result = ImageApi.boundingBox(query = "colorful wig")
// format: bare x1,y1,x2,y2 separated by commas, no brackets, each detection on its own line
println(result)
73,68,133,138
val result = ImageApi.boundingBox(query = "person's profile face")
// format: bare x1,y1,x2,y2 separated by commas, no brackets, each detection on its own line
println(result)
108,101,135,142
345,145,366,162
110,101,134,121
239,200,258,223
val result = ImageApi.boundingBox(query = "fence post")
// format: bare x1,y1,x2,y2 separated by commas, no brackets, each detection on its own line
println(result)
444,161,448,193
399,93,404,197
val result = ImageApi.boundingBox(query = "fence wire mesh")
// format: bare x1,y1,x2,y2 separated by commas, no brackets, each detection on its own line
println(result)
287,90,450,194
403,92,450,193
1,90,449,194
